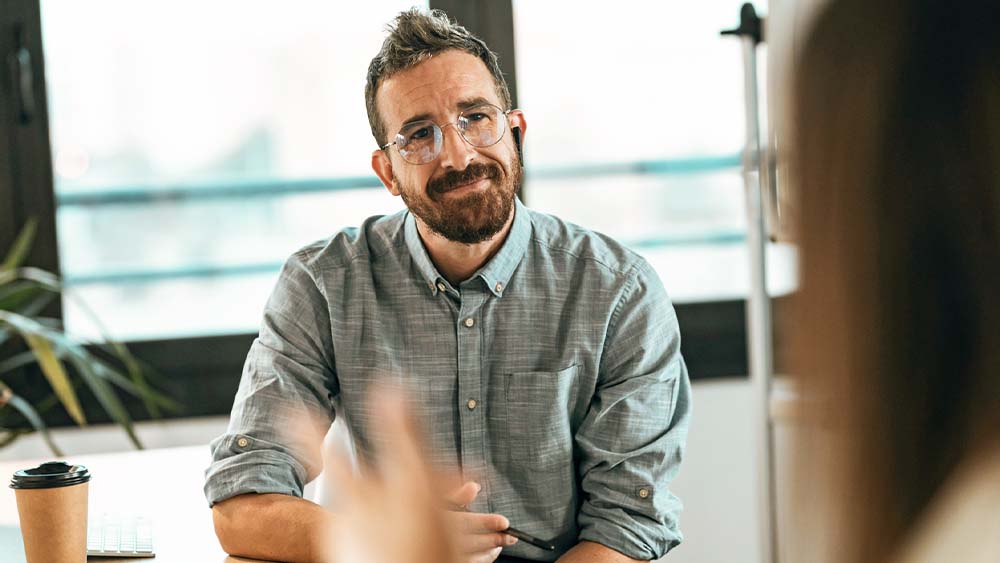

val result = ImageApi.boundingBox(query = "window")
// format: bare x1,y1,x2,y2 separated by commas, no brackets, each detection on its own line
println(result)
513,0,796,303
42,0,423,340
2,1,764,426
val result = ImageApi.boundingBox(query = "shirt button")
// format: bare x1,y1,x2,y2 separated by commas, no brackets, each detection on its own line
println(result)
437,282,447,292
237,437,249,448
495,282,504,293
638,487,650,499
464,317,475,328
467,398,478,410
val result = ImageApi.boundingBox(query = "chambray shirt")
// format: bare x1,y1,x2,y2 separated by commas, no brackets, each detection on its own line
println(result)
204,198,691,561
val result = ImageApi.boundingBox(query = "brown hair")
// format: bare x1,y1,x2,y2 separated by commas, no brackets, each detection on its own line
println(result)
365,8,512,147
791,1,1000,562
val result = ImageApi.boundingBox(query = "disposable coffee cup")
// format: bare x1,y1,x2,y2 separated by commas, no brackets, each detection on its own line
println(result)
9,461,91,563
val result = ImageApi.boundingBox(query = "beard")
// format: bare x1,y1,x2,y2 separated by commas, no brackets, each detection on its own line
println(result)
397,153,521,244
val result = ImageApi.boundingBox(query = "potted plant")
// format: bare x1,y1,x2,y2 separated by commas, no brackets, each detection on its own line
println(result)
0,219,176,455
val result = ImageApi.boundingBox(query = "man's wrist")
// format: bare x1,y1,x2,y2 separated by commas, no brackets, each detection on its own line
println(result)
555,540,648,563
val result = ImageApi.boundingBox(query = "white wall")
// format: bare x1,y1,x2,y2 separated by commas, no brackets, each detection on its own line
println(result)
0,380,763,563
665,379,761,563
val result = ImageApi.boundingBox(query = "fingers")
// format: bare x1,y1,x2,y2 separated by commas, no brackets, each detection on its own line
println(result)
446,481,481,508
447,510,510,534
471,513,510,534
445,510,517,562
377,391,431,481
469,546,503,563
459,531,518,553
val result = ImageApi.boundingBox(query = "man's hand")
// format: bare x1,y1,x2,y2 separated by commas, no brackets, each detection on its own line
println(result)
445,481,518,563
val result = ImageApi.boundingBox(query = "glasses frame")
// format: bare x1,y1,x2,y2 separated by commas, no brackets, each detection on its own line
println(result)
381,103,515,165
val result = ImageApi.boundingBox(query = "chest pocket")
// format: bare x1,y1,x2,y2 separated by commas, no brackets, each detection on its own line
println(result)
503,364,579,472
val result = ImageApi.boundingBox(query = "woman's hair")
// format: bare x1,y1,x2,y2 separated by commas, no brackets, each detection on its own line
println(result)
791,1,1000,562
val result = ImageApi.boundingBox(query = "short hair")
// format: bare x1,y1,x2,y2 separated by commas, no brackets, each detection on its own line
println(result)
365,8,512,147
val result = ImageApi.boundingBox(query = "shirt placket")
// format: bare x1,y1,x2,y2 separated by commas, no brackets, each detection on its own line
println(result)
456,286,489,512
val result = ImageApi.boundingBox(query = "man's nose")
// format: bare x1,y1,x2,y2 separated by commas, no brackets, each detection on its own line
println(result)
436,123,476,170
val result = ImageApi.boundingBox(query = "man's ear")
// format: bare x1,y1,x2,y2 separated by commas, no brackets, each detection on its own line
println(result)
372,149,400,196
508,109,527,143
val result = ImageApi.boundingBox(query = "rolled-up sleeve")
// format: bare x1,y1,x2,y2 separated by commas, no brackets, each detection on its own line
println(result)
575,260,692,560
204,249,339,507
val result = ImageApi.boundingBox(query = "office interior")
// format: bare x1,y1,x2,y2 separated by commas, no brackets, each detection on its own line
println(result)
1,0,848,562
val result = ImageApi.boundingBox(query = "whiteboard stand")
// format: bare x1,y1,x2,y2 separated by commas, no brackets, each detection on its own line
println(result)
722,4,779,563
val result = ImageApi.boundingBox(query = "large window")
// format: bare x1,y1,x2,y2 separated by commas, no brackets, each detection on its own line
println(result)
514,0,795,302
42,0,421,340
0,1,777,426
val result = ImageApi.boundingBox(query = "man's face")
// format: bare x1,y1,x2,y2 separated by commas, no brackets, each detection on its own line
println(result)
371,50,526,244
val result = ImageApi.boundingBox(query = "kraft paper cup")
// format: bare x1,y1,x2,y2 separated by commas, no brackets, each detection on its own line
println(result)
10,461,91,563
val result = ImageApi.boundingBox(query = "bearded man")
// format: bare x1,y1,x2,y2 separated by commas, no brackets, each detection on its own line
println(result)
205,8,691,563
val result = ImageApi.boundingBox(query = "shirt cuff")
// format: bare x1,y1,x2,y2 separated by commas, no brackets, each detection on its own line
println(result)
203,433,308,507
577,489,683,561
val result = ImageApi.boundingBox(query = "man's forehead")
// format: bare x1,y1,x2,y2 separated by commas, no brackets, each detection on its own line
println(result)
378,50,500,127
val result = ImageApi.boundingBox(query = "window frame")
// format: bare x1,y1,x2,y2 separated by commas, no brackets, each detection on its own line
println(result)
1,0,752,429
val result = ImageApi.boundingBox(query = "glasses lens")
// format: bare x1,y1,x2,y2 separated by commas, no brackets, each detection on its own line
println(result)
459,104,505,147
396,121,442,164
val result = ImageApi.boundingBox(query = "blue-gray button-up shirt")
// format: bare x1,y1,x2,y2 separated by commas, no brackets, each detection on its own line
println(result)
204,198,691,561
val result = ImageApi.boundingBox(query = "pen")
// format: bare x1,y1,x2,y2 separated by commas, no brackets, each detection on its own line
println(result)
447,503,556,551
501,526,556,552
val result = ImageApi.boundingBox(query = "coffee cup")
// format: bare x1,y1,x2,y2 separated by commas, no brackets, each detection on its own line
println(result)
9,461,91,563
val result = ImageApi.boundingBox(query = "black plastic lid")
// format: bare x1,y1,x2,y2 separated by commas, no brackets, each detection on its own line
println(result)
9,461,90,490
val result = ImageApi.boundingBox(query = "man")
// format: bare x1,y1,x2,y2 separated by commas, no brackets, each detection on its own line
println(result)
205,8,691,563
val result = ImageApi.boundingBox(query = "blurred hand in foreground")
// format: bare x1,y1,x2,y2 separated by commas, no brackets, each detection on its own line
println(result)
322,389,459,563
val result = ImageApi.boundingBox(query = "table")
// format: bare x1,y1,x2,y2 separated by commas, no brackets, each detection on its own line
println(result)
0,445,270,562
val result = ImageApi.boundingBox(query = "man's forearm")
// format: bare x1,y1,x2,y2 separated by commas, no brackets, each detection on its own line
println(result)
212,493,336,563
556,540,647,563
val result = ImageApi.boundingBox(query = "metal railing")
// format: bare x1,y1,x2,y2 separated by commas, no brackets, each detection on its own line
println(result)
58,154,744,286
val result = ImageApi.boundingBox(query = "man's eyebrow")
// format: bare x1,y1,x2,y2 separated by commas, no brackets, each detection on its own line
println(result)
400,111,433,127
457,96,493,110
399,97,496,128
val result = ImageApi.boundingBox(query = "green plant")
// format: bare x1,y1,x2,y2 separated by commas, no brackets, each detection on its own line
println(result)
0,219,177,455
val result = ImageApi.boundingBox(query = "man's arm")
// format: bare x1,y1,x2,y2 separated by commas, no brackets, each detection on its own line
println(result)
213,493,336,563
557,540,647,563
204,249,339,559
573,259,692,560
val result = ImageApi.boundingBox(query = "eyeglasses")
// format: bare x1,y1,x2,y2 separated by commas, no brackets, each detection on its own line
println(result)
382,103,513,165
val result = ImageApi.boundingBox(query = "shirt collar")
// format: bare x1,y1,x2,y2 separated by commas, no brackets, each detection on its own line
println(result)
404,197,531,298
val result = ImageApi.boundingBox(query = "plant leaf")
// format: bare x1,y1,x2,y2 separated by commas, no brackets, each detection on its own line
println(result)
0,381,63,456
0,350,38,375
62,288,165,417
89,360,181,413
64,351,143,449
22,332,87,426
12,267,61,291
0,428,31,449
13,292,58,319
0,280,47,311
1,219,38,272
0,282,58,319
0,312,90,424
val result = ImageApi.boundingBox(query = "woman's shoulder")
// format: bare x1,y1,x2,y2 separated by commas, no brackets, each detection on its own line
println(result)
893,446,1000,563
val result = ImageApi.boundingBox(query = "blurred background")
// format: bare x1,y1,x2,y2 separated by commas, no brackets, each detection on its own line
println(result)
0,1,813,562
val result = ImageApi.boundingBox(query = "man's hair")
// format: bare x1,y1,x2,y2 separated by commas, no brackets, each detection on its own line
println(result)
365,8,512,148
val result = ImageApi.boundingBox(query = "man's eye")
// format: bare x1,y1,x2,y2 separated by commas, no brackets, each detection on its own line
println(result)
466,112,488,122
408,127,432,141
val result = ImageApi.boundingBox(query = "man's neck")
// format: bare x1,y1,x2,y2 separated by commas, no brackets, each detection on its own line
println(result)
415,209,515,287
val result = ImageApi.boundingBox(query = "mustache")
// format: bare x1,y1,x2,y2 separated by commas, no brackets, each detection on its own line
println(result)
427,162,502,195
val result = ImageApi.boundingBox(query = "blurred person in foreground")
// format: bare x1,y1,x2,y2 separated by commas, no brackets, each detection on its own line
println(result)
790,1,1000,562
320,389,460,563
205,7,691,563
